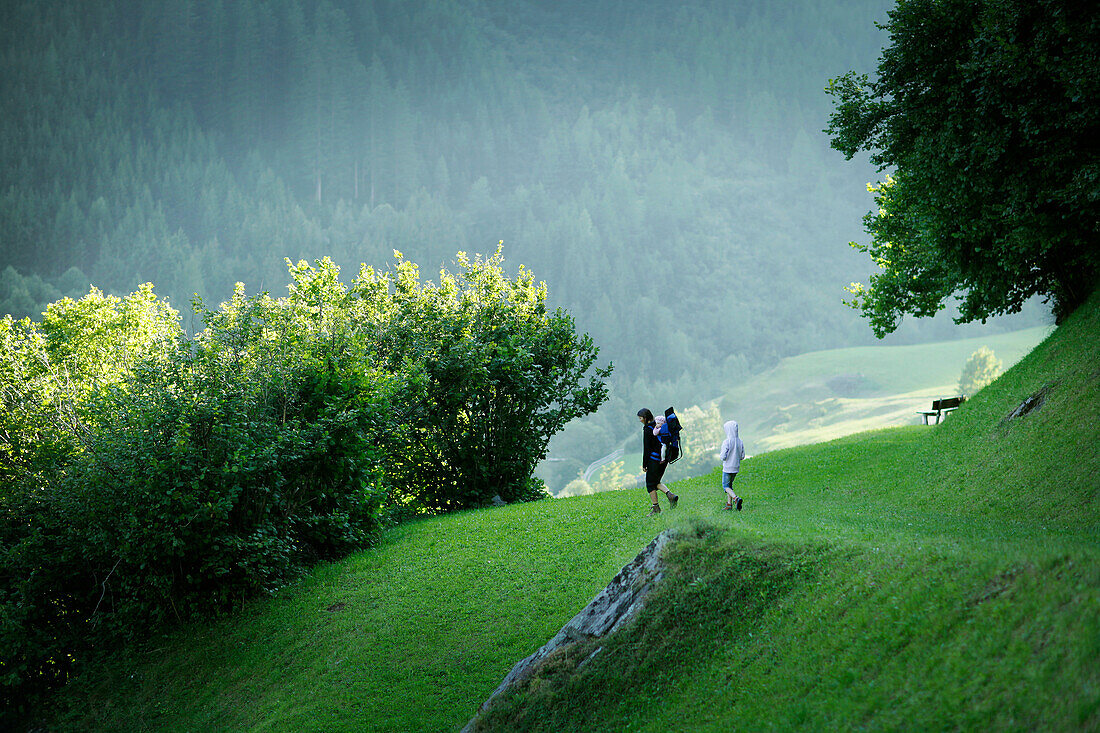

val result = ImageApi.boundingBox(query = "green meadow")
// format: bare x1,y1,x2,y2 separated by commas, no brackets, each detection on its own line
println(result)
721,325,1052,453
35,295,1098,731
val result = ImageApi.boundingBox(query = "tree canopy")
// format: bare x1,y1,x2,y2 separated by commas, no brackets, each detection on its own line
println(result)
826,0,1100,336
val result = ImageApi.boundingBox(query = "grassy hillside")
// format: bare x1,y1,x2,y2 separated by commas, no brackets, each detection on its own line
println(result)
32,294,1097,731
563,325,1051,495
722,324,1051,453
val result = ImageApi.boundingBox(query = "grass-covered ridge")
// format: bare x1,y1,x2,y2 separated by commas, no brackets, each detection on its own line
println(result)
36,292,1099,730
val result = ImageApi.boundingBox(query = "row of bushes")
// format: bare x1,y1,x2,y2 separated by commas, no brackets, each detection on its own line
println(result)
0,249,609,713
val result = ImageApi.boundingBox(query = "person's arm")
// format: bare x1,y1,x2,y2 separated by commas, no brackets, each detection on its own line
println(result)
719,437,732,461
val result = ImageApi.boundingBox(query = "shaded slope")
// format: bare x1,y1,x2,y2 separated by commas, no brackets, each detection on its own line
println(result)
923,290,1100,529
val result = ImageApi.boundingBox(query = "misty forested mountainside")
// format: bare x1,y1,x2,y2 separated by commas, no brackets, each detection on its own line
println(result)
1,0,1044,480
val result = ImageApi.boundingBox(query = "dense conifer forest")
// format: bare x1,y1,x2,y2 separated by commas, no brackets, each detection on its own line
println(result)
0,0,1044,488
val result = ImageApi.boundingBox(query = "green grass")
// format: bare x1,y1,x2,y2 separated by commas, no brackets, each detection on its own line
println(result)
721,325,1051,453
32,295,1098,731
729,325,1051,399
39,495,673,732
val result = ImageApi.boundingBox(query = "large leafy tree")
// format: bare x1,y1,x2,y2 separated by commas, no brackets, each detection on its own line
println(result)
826,0,1100,336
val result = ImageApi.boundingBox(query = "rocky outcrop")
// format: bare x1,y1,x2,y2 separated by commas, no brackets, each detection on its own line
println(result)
1005,385,1053,421
461,529,674,732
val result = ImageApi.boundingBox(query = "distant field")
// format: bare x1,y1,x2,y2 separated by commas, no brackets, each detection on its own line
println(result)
720,325,1052,453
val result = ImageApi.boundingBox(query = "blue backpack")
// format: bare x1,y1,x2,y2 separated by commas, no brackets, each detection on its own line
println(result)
657,406,683,463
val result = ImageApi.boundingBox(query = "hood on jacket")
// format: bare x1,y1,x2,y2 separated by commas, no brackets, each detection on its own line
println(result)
723,420,739,442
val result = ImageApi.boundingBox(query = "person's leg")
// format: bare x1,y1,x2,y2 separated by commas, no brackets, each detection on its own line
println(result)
649,462,676,506
722,472,739,508
647,488,661,514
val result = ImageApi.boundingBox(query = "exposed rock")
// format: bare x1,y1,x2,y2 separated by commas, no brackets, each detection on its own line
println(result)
491,494,507,507
1005,385,1052,421
461,530,675,732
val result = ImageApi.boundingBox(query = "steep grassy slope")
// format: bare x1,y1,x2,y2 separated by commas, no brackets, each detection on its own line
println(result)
475,294,1099,731
32,294,1097,731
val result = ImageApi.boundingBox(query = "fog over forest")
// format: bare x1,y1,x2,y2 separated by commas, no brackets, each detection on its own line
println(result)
1,0,1047,491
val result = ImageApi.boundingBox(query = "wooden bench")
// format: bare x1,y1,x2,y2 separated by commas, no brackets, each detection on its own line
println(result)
917,396,965,425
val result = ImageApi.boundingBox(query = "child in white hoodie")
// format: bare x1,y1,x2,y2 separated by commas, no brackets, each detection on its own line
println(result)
719,420,745,510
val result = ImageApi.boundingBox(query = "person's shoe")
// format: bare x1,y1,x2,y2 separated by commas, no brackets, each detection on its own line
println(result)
647,504,661,516
735,497,743,511
669,493,679,507
723,502,733,511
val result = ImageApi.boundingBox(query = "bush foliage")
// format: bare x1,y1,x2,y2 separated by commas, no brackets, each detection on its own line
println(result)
0,249,608,711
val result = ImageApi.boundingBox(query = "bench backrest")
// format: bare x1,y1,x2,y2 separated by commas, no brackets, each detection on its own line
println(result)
932,396,964,410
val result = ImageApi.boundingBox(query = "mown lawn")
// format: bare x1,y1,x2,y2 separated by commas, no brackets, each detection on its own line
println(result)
473,428,1100,731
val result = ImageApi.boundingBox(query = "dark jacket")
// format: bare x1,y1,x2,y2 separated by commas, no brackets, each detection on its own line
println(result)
642,422,664,469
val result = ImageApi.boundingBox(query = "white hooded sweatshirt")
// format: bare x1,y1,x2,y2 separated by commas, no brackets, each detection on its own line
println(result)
719,420,745,473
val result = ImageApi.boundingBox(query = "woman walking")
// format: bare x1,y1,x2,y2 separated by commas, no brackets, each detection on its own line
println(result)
638,408,679,516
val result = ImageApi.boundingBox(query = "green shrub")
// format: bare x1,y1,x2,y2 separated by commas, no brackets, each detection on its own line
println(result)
520,476,552,502
361,248,610,511
1,275,392,712
1,251,608,712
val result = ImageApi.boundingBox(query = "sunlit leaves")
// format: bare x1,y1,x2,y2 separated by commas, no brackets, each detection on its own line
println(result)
826,0,1100,334
1,248,609,708
375,245,611,510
